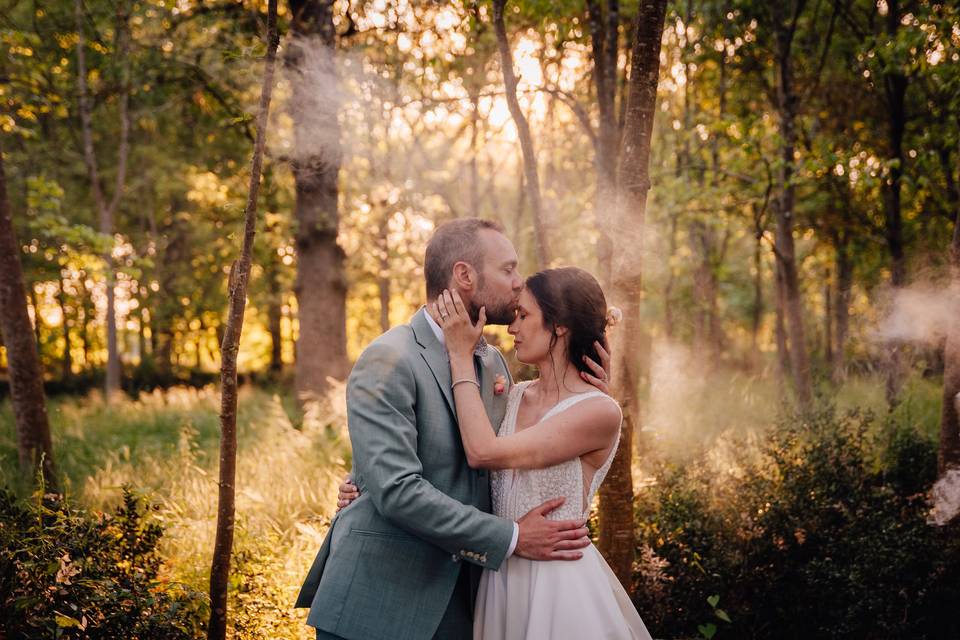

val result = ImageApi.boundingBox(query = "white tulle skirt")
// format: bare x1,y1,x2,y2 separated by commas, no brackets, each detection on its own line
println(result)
474,543,654,640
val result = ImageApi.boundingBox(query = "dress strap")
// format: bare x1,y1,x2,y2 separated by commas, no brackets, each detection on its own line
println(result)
540,390,614,422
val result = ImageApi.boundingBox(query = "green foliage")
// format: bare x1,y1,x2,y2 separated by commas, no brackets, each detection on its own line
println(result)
0,488,207,640
634,404,960,638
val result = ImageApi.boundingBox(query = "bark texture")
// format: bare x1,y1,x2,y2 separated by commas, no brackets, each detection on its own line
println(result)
206,2,279,638
772,0,813,406
598,0,668,593
288,0,348,403
0,143,57,489
586,0,620,288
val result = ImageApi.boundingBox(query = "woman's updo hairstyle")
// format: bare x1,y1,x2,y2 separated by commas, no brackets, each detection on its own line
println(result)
524,267,608,376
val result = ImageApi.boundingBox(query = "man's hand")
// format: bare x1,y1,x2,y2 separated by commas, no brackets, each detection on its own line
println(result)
581,338,612,394
336,474,360,512
514,497,591,561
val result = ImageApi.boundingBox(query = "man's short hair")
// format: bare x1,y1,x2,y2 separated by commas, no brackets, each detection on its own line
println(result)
424,218,504,299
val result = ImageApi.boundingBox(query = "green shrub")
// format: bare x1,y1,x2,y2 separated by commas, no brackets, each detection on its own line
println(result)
633,405,960,639
0,488,207,639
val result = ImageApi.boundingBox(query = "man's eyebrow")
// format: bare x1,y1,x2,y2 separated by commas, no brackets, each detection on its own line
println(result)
501,259,518,268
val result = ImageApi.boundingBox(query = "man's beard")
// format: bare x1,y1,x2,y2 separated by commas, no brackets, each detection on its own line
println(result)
469,297,517,325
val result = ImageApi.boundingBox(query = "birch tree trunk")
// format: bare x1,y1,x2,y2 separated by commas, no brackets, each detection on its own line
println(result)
206,2,279,637
598,0,668,592
0,142,57,489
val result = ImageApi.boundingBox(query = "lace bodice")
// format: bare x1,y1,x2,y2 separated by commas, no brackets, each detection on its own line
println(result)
490,381,622,522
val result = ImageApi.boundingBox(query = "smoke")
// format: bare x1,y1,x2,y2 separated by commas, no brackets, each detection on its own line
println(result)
929,466,960,526
278,37,346,166
873,284,960,347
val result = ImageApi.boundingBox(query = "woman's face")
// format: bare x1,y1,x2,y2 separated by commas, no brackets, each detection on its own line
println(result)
508,289,559,364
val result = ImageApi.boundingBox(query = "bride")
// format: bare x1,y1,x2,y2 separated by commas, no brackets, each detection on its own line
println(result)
433,267,652,640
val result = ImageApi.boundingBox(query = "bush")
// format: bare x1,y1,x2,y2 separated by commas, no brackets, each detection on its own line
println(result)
0,488,207,639
633,405,960,639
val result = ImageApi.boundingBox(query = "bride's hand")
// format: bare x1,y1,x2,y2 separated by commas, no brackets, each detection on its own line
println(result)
436,289,485,361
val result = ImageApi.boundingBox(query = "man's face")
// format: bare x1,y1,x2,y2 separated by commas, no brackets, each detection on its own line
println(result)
469,229,523,325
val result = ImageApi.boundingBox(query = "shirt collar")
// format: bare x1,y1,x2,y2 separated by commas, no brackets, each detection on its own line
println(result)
424,308,445,346
423,307,489,358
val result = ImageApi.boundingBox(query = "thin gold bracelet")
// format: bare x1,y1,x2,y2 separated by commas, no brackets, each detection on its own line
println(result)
452,378,480,390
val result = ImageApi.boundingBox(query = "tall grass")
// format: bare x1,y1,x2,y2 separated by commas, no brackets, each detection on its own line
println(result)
0,384,350,639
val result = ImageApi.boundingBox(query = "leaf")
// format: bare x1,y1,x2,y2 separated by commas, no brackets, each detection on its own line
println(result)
707,594,720,608
698,623,717,639
715,608,732,623
54,612,82,628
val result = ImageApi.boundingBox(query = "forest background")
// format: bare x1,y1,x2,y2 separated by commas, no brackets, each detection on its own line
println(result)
2,0,960,638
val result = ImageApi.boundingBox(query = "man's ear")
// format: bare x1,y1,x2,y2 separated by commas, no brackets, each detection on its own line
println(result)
451,261,477,291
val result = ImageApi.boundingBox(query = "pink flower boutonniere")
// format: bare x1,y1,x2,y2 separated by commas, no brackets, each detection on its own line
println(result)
493,374,507,396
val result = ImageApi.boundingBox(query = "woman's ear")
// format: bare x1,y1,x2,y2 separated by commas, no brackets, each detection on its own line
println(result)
555,325,569,338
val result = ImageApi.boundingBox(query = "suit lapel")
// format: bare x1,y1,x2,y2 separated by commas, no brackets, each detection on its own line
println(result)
477,358,494,427
410,308,457,418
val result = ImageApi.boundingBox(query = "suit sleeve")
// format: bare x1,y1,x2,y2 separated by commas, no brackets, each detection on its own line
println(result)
347,341,514,570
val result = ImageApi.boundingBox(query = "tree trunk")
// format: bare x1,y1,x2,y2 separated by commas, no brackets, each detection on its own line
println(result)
57,271,72,382
206,3,279,638
773,2,813,406
774,252,792,382
28,286,42,355
79,272,92,369
939,146,960,474
664,213,678,339
137,286,148,366
598,0,668,593
0,142,57,489
377,213,391,333
75,0,132,399
824,267,833,369
586,0,620,289
751,225,764,368
267,294,283,373
288,0,349,404
833,233,852,383
492,0,551,269
881,0,909,407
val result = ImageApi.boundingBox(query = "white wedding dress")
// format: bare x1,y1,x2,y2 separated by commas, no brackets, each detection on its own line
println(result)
474,381,654,640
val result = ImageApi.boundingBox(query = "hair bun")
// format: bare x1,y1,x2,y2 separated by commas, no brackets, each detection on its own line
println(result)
606,306,623,328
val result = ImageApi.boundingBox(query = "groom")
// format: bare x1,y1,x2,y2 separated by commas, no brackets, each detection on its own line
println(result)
295,218,607,639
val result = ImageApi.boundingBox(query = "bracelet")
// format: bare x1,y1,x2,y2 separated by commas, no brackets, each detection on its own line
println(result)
452,378,480,391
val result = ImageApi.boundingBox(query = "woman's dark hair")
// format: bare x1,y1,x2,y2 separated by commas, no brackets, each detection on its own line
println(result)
524,267,608,378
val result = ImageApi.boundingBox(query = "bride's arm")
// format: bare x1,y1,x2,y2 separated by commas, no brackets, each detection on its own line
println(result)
448,366,621,470
437,288,620,470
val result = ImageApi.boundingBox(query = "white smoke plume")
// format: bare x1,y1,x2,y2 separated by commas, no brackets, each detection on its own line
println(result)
929,465,960,527
873,284,960,347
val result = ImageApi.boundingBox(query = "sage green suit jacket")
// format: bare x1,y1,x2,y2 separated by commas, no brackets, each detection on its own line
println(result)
295,308,515,640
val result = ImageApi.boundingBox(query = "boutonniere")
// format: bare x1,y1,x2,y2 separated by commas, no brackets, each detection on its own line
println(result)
494,374,507,396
